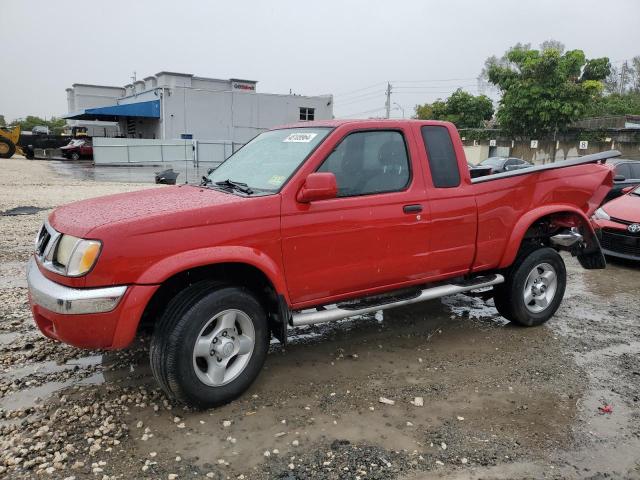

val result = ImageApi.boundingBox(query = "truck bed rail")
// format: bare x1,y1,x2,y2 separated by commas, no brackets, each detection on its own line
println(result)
471,150,621,183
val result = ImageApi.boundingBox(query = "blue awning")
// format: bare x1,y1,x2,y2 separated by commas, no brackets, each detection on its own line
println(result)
64,100,160,121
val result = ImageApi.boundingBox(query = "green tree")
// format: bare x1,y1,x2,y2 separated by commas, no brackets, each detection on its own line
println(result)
414,89,494,128
9,116,68,135
485,45,610,135
0,115,5,127
586,91,640,116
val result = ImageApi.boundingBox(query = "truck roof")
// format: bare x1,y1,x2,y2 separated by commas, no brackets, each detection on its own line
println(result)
276,119,451,129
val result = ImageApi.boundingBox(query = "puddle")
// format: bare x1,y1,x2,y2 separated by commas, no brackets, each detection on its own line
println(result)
0,205,48,216
49,160,214,185
441,292,507,324
0,379,73,411
0,353,106,411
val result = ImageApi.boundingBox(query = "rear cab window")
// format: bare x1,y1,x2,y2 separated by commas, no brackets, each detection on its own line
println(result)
420,126,461,188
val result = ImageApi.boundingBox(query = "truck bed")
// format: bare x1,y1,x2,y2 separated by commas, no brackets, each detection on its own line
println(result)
471,150,621,183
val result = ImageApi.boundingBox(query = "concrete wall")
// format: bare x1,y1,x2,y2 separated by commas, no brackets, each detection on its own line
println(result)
93,137,235,166
460,130,640,164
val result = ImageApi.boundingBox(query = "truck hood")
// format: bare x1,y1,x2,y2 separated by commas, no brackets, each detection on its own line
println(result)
49,185,251,237
603,192,640,223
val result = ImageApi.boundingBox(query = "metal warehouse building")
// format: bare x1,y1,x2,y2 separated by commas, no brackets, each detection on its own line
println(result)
64,72,333,165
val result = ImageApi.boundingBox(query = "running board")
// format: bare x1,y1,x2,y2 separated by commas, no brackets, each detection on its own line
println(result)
290,274,505,327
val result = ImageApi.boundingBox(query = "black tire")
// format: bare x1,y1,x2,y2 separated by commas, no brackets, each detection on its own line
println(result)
25,148,35,160
150,281,269,409
71,152,80,161
0,137,16,159
493,247,566,327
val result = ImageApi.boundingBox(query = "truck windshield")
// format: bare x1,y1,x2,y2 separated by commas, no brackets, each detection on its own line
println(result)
207,128,331,192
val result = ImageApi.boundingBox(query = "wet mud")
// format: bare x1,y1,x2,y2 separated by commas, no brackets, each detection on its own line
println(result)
1,158,639,479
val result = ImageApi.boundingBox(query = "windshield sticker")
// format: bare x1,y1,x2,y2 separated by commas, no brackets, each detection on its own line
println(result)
268,175,286,186
283,133,318,143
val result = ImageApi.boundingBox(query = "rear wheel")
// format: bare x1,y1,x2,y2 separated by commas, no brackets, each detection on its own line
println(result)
493,247,566,326
150,281,269,409
0,137,16,159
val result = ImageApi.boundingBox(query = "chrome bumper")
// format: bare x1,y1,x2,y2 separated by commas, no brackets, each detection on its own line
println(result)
27,258,127,314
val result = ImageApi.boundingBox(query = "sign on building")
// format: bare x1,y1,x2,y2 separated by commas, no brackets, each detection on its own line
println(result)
530,140,538,149
489,139,497,147
231,81,256,92
579,140,589,150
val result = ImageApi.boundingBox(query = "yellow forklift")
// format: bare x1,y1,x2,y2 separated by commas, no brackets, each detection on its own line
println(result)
0,126,21,158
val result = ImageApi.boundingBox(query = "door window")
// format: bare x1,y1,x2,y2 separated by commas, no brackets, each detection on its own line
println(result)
629,163,640,180
317,130,410,197
616,163,632,179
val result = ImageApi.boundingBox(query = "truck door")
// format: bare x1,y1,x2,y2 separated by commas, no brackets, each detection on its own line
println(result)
281,127,431,307
419,125,477,278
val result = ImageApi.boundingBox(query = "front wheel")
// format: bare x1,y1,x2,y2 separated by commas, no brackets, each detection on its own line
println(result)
493,247,566,327
71,152,80,161
150,282,269,409
0,137,16,159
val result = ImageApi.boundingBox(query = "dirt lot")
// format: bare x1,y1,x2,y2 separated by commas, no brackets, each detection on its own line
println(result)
1,158,639,480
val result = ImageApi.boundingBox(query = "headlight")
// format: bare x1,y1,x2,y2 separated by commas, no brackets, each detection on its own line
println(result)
593,207,610,221
54,235,102,276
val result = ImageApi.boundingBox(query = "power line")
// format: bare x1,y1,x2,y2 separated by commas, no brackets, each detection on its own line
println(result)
394,84,478,90
394,90,480,95
339,107,386,118
332,82,387,98
392,77,478,83
334,90,384,106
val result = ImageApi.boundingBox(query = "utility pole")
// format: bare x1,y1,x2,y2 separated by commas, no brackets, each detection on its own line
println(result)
385,82,392,119
619,62,627,95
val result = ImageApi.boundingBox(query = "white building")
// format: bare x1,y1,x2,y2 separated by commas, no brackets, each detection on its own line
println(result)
65,72,334,145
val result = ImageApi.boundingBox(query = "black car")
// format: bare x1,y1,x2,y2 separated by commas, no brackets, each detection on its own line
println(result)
604,159,640,202
467,162,493,179
479,156,532,174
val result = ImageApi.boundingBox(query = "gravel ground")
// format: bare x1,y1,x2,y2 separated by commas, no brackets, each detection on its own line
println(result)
1,157,639,479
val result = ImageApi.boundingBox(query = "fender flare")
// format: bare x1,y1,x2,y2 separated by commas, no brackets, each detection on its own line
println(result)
498,205,595,269
135,245,290,301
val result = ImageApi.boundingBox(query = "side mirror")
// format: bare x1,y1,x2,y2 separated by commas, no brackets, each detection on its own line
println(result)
614,174,626,182
297,172,337,203
621,186,635,194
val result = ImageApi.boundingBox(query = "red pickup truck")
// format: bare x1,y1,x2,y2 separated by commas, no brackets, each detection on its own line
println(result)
27,120,617,408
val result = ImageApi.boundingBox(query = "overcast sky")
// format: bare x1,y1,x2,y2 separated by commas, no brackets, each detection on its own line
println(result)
1,0,639,121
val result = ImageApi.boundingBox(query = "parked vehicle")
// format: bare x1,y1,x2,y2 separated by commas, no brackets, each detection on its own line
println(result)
0,126,21,158
60,138,93,160
592,185,640,261
467,162,493,179
480,156,532,174
27,119,616,408
603,159,640,202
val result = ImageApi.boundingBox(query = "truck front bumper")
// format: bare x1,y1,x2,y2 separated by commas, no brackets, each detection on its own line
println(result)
27,258,158,349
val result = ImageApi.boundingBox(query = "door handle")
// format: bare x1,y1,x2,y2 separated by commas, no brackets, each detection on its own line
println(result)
403,204,423,214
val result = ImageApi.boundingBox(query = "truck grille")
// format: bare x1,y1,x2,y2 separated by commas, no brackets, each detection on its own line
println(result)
601,228,640,258
35,224,51,256
35,221,61,262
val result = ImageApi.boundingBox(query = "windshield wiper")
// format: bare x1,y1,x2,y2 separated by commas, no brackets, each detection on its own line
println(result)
214,179,254,195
